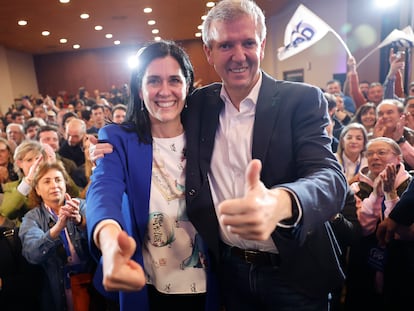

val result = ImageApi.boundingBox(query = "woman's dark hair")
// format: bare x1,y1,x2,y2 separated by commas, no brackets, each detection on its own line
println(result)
125,40,194,144
350,102,376,125
62,111,79,127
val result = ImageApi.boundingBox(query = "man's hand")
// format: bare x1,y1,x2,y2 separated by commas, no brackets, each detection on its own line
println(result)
88,135,113,162
217,159,292,241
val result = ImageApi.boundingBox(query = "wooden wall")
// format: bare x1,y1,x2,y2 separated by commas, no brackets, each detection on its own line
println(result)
34,39,220,98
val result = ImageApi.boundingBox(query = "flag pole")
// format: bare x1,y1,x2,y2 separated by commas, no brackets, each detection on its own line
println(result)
356,47,379,68
329,30,353,59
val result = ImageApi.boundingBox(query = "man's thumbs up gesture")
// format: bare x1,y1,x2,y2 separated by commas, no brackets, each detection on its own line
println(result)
218,159,294,241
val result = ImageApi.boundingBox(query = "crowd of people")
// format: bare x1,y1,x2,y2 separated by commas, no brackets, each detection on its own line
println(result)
1,0,414,310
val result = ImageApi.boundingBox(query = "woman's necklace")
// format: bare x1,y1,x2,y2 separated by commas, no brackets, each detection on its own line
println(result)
152,135,186,201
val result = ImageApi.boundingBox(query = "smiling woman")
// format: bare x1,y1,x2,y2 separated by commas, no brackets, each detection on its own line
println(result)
18,161,106,310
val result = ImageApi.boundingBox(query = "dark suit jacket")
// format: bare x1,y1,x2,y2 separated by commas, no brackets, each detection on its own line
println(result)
389,177,414,225
184,72,348,298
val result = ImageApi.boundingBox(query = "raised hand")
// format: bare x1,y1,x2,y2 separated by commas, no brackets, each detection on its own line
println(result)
25,155,44,185
60,193,82,225
217,159,292,241
380,163,398,194
372,117,386,138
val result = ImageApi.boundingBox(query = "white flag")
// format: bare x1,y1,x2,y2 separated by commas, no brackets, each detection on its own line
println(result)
357,26,414,68
377,26,414,49
277,4,333,61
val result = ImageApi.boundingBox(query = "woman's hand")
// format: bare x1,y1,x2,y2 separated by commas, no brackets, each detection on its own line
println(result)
25,155,44,184
60,193,82,225
98,225,146,292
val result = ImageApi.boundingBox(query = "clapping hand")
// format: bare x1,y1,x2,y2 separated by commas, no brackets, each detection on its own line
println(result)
380,163,398,194
60,193,82,225
373,117,386,138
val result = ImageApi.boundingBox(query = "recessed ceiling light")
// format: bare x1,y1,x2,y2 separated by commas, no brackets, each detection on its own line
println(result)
42,31,50,36
18,20,28,26
59,0,70,3
154,36,161,41
105,33,113,39
197,25,203,30
60,38,68,43
195,33,202,37
114,40,121,45
95,25,103,31
201,15,207,20
143,7,152,13
73,44,80,49
152,29,159,34
80,13,90,19
206,2,215,8
147,20,156,26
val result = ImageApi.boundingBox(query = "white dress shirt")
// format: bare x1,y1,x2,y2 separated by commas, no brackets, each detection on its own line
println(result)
208,73,278,253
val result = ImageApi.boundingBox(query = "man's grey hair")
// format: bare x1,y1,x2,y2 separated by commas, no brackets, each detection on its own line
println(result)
202,0,266,47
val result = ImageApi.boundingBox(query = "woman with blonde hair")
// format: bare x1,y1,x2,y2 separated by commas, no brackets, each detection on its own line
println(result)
0,140,78,223
335,122,369,184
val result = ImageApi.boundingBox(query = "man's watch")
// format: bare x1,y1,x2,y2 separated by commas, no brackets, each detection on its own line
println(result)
396,136,406,144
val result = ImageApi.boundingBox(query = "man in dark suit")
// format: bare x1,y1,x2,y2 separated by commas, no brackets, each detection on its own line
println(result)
89,1,347,308
184,0,347,310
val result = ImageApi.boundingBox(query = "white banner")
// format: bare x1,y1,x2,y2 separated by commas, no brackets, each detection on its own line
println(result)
277,4,333,61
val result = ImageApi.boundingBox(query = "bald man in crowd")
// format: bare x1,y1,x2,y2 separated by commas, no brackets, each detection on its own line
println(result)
58,118,87,167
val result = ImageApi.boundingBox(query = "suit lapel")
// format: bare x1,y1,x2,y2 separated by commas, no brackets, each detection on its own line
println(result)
252,73,282,162
199,86,224,176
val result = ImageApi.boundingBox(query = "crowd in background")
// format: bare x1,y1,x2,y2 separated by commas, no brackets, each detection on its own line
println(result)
1,37,414,310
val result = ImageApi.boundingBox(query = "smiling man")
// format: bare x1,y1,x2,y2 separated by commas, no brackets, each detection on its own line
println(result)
184,1,347,310
374,99,414,171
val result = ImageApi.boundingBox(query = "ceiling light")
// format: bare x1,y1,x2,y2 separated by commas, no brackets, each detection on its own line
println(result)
152,29,159,34
80,13,90,19
73,44,80,49
95,25,103,31
18,20,28,26
197,25,203,30
105,34,113,39
195,33,202,37
154,36,161,41
206,2,215,8
60,38,68,43
114,40,121,45
201,15,207,20
42,31,50,36
128,55,139,69
147,20,156,26
143,7,152,13
59,0,70,3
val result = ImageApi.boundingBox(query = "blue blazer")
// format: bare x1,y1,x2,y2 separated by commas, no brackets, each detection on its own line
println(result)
184,72,348,298
86,124,219,311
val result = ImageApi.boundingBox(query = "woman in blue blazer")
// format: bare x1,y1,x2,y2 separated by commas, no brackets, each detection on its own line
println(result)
86,41,219,311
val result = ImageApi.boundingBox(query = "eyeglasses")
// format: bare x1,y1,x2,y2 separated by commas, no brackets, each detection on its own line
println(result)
365,149,396,158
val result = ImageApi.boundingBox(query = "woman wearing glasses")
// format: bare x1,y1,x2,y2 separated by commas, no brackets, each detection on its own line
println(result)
345,137,412,310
